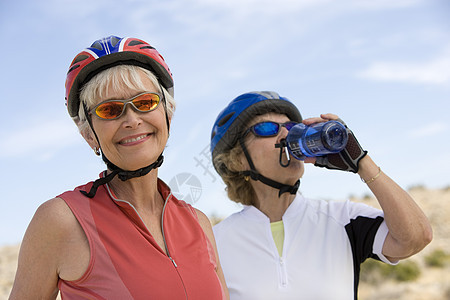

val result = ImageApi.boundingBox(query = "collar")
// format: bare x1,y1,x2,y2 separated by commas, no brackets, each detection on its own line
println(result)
241,193,304,222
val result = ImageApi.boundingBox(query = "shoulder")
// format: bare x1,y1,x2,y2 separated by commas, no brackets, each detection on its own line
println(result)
31,197,90,274
192,209,217,256
20,198,73,258
194,208,212,229
193,209,218,243
213,211,245,238
302,196,383,225
27,196,90,261
31,197,79,237
24,197,85,261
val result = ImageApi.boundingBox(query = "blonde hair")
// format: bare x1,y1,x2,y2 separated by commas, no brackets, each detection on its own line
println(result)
76,65,176,137
214,143,257,206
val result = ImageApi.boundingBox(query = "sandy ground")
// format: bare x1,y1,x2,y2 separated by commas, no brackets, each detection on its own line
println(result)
1,187,449,299
357,187,450,300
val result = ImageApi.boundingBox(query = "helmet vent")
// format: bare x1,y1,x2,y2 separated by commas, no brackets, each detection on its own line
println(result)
218,112,234,127
68,64,80,74
91,41,103,51
110,36,120,47
140,45,155,50
129,40,145,46
73,54,89,64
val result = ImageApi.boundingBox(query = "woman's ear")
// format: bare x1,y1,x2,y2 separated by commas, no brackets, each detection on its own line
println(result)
80,127,99,150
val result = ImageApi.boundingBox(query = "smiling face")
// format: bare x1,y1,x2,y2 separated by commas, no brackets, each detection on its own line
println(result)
86,70,169,171
241,113,304,186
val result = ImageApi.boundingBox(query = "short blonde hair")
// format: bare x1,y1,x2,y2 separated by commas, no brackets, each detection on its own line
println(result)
76,65,176,137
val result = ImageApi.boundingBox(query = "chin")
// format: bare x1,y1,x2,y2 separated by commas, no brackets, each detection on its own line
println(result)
116,157,159,171
286,162,304,179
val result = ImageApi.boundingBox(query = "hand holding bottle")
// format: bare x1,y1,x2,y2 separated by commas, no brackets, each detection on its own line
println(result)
299,114,367,173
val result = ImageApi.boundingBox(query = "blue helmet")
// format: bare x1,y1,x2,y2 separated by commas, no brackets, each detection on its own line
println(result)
210,91,302,174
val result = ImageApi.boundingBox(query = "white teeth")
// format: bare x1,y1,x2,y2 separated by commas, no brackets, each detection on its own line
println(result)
121,134,148,144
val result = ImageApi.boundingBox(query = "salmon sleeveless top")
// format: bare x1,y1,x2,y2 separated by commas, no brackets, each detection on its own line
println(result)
58,177,224,299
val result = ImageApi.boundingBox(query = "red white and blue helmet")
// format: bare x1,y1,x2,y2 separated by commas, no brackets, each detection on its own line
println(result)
65,35,173,119
210,91,302,174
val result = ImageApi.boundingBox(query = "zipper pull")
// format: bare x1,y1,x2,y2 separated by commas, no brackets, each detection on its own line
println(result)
170,256,178,268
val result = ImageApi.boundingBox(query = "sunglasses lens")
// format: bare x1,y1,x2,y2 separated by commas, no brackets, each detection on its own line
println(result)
253,122,280,136
133,93,160,112
93,93,161,119
95,102,124,119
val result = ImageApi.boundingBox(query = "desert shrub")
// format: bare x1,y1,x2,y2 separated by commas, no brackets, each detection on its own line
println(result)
361,259,421,283
382,260,421,282
360,259,385,283
424,249,449,268
407,184,426,191
362,193,372,200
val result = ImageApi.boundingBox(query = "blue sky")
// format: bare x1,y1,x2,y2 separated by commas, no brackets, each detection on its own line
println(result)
0,0,449,246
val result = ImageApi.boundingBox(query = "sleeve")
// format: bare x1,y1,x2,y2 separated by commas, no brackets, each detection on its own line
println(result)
372,221,398,265
341,201,396,265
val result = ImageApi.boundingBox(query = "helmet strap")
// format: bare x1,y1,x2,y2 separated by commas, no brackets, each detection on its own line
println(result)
80,153,164,198
158,82,171,133
238,138,300,197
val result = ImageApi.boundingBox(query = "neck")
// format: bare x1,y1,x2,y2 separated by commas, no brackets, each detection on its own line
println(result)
107,168,163,213
251,180,296,222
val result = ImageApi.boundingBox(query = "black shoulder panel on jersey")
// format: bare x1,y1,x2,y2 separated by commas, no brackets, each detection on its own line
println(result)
345,215,384,300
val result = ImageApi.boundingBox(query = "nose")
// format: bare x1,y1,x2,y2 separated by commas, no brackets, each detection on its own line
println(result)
277,126,289,142
121,103,142,127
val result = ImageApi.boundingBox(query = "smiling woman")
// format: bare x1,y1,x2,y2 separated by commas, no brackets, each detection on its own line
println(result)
80,66,171,174
8,36,229,300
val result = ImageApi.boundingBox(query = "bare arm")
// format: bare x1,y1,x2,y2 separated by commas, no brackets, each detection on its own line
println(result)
358,155,432,261
195,209,230,300
9,198,89,299
303,113,433,262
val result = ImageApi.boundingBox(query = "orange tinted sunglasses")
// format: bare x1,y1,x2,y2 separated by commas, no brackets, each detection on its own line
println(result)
91,92,161,120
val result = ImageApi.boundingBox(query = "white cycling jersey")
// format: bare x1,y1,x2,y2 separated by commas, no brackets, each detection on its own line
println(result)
214,194,395,300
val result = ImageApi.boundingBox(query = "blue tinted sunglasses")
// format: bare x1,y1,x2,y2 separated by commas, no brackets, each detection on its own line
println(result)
245,121,297,137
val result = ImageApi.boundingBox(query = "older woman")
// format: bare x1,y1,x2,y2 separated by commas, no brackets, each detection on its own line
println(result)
10,36,228,299
210,91,431,300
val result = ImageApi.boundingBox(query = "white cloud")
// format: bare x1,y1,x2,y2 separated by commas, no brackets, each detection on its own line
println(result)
358,53,450,85
0,119,81,159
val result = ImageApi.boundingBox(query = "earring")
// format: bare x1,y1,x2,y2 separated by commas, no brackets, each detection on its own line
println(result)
93,147,101,156
244,176,250,182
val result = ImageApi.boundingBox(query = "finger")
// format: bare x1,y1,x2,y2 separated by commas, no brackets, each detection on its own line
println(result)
302,117,328,125
320,113,339,120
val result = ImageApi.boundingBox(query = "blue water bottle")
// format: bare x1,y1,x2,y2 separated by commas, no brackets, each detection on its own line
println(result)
285,120,348,160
